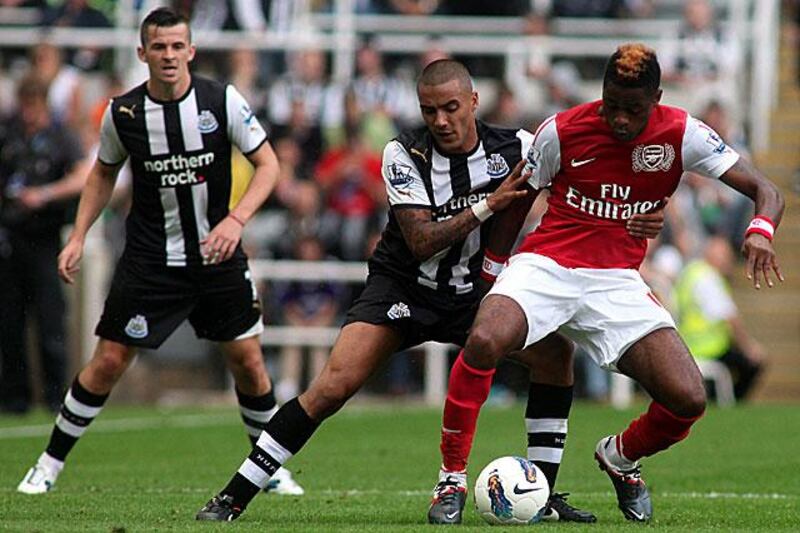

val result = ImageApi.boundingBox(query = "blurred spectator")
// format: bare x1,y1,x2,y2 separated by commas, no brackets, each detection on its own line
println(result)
226,48,269,119
660,0,739,86
0,74,89,414
273,234,341,402
240,137,320,259
314,124,386,260
278,179,325,257
41,0,112,70
268,48,332,167
188,0,314,80
418,38,450,69
483,82,525,128
673,236,766,402
326,85,398,154
191,0,310,32
29,42,84,131
349,39,417,127
540,61,583,118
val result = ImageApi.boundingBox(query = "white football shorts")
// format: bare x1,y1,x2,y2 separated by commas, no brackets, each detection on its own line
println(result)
487,253,676,371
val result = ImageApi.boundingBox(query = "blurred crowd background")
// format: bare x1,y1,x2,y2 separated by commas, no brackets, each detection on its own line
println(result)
0,0,797,413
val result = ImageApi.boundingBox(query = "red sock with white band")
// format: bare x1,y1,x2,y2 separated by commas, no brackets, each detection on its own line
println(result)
745,215,775,241
481,250,509,282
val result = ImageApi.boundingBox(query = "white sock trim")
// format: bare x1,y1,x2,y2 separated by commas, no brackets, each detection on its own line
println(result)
38,452,64,473
255,432,293,464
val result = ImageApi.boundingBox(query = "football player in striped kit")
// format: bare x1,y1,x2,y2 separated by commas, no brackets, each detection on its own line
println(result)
17,7,302,497
195,59,665,523
439,43,784,523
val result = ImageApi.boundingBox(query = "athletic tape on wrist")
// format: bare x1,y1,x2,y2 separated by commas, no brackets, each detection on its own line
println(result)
745,215,775,241
470,198,493,222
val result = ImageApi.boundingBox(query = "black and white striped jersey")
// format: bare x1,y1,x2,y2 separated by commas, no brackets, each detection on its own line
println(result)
369,121,534,296
98,76,268,268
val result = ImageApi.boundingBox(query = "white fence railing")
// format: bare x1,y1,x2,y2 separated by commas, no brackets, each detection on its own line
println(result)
249,258,451,406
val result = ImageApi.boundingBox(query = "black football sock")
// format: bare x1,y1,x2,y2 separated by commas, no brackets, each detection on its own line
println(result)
525,383,573,492
221,397,319,507
45,376,109,462
235,387,278,447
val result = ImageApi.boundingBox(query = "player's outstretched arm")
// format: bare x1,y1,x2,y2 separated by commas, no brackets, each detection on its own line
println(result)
720,157,785,289
59,159,123,284
202,141,280,264
395,161,529,261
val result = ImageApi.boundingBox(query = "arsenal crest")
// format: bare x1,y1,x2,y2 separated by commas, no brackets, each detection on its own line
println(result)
632,144,675,172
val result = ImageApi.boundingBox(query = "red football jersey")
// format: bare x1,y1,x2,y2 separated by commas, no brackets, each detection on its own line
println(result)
517,101,739,269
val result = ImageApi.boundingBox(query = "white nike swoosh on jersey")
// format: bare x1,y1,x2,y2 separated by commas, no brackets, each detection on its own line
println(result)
570,157,596,167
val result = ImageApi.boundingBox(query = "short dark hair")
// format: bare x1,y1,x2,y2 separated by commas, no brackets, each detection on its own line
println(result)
140,7,190,47
603,43,660,93
417,59,473,92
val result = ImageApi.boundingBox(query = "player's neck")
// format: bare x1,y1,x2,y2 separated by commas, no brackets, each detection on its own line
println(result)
147,74,192,102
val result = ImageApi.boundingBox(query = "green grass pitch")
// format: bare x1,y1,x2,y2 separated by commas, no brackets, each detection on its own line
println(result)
1,402,798,531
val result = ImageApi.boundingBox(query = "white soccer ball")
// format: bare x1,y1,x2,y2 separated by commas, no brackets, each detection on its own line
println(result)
474,456,550,525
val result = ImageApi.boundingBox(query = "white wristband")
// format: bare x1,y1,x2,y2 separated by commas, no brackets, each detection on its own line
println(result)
470,198,493,222
745,216,775,241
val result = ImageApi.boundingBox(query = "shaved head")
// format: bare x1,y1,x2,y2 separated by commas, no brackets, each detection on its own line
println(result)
417,59,473,92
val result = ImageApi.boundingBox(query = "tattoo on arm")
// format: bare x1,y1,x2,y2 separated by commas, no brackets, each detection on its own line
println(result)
394,207,482,260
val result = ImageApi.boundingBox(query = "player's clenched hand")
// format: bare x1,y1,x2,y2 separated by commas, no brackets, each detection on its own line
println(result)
486,160,531,213
58,239,84,284
626,196,669,239
202,216,243,265
742,233,784,290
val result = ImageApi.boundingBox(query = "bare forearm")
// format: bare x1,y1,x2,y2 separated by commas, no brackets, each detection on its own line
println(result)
235,144,280,222
232,163,278,220
70,162,118,241
722,158,785,225
396,207,482,260
486,191,537,256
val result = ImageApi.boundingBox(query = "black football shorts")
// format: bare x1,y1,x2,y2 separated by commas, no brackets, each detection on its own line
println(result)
95,258,263,349
344,273,477,351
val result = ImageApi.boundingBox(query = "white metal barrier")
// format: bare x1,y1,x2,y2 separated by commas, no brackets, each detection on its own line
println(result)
250,259,451,406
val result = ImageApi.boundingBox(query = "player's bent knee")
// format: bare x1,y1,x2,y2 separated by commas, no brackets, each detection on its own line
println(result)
305,373,358,420
233,355,266,378
669,384,707,419
88,353,127,384
464,327,507,368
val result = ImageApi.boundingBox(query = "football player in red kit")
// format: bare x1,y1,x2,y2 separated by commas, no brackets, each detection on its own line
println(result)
435,43,784,522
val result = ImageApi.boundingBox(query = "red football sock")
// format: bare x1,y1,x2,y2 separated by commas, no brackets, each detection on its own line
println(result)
440,351,495,472
621,401,704,462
